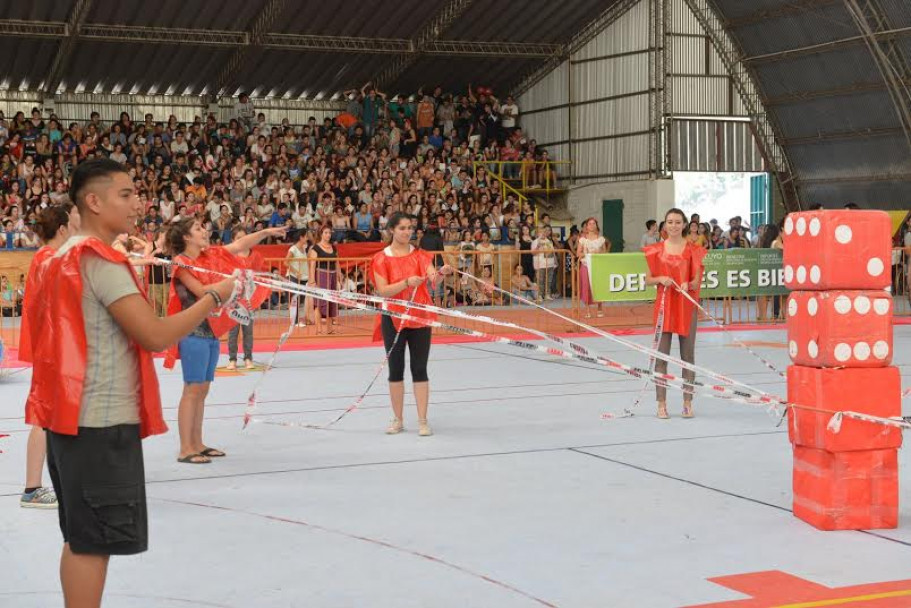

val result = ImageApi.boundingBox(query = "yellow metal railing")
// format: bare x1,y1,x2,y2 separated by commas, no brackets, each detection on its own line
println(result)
473,161,529,210
474,160,571,194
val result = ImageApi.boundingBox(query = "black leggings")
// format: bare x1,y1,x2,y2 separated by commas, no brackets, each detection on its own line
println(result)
381,316,432,383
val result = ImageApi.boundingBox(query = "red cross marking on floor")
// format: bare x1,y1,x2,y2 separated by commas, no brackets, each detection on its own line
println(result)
685,570,911,607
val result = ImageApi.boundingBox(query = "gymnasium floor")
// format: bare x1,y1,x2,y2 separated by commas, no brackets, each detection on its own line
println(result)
1,327,910,607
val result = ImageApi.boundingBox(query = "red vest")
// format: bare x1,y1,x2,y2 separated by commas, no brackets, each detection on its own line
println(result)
18,245,55,364
29,238,166,438
163,247,270,369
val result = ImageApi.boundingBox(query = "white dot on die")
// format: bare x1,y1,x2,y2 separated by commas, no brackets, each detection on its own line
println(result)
810,265,821,284
854,296,871,315
809,217,821,236
867,257,885,277
784,216,794,235
835,225,852,244
808,340,818,358
785,265,794,283
808,297,818,316
874,299,890,315
789,340,798,358
834,343,852,362
796,217,807,235
854,342,871,361
797,266,807,284
788,298,797,317
874,340,889,360
834,295,851,314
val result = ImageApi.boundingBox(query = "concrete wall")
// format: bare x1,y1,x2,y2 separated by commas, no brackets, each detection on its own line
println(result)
566,179,675,251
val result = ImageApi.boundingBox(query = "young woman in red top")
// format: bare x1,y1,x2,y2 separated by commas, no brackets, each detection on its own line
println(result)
19,202,80,509
643,208,707,419
371,212,452,436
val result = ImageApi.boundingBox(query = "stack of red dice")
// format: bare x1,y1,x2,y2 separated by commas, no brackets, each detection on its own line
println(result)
783,210,900,530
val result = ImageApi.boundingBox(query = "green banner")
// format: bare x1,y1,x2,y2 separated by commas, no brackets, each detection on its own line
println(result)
588,248,789,302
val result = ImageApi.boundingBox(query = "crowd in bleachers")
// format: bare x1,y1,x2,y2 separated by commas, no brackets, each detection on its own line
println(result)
0,84,584,314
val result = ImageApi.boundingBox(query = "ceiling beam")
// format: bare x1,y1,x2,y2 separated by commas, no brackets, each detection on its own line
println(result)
0,19,66,38
741,25,911,63
79,23,247,46
373,0,475,91
0,19,556,57
799,172,911,184
780,126,906,145
43,0,93,95
763,80,894,105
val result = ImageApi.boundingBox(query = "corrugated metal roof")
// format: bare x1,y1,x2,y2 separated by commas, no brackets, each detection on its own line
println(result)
773,91,899,137
272,0,442,38
0,0,70,22
87,0,268,31
443,0,610,43
715,0,911,207
0,38,58,91
0,0,621,101
233,50,393,99
802,180,911,209
880,0,911,28
392,55,541,98
732,2,857,57
64,41,232,96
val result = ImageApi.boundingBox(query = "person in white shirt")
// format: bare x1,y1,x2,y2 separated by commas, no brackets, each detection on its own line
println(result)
532,226,558,300
285,231,311,327
291,202,313,230
640,219,660,247
500,96,519,132
577,218,609,318
169,131,189,156
205,199,223,224
234,93,255,129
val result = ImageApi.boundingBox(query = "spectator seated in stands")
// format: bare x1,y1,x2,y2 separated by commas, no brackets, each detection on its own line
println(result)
510,263,541,302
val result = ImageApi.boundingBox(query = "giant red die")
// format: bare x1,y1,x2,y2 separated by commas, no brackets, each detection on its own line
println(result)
786,291,893,367
787,365,902,452
793,446,898,530
782,210,891,290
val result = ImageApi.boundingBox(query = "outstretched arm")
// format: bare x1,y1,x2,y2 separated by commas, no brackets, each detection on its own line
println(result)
224,226,287,255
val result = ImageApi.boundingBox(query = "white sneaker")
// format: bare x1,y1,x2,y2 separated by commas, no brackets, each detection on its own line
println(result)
418,419,433,437
386,418,404,434
20,487,58,509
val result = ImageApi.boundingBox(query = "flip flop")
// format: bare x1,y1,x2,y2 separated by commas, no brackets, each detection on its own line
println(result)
200,447,226,458
177,453,211,464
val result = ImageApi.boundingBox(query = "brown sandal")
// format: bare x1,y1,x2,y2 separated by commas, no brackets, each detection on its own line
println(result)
682,403,695,418
177,453,211,464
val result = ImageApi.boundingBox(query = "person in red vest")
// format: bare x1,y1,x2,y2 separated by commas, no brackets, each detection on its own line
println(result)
30,158,238,608
371,212,452,436
643,208,706,419
18,202,80,509
165,219,284,464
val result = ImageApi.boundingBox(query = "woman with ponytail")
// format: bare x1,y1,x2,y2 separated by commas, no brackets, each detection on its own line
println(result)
19,203,80,508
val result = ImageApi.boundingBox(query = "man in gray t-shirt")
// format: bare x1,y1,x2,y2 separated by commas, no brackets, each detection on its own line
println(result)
57,235,141,427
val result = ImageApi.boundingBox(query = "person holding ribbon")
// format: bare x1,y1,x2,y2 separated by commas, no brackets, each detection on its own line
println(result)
371,212,452,436
30,159,238,608
165,219,285,464
643,208,706,419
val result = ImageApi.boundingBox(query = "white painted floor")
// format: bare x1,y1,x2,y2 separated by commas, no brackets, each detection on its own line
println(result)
1,328,910,607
